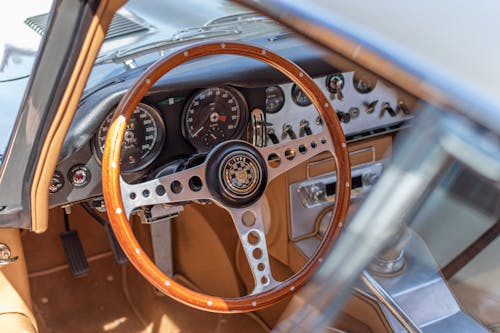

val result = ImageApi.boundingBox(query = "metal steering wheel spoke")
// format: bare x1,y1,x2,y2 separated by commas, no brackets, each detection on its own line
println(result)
258,128,335,182
120,163,212,217
226,201,279,295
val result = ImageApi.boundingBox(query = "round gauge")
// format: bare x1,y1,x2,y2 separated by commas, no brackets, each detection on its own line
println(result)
182,86,248,151
291,84,312,107
353,71,377,94
265,86,285,113
92,103,165,172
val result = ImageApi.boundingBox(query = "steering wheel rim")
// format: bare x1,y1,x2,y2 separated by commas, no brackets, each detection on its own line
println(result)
102,42,351,313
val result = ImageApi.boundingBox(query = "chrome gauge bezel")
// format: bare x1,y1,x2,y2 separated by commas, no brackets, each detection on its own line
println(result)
92,103,166,173
265,85,285,113
181,86,249,151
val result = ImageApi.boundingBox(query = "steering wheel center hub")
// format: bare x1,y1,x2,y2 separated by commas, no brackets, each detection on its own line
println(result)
220,152,262,198
206,141,267,207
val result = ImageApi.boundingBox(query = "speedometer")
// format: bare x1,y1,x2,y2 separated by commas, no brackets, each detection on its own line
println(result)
92,103,165,172
182,87,248,151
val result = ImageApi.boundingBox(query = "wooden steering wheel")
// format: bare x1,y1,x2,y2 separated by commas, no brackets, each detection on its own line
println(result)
102,42,351,313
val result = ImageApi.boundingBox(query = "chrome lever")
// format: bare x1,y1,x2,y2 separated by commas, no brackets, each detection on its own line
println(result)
250,108,267,147
0,243,18,267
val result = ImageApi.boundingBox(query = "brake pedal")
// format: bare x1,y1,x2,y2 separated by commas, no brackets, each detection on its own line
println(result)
104,222,129,265
60,208,89,278
60,229,89,277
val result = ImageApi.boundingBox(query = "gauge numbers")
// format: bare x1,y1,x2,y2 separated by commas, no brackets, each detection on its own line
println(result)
92,103,165,172
182,87,248,151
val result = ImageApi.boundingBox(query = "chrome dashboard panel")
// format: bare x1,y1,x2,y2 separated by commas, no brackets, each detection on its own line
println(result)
266,72,414,144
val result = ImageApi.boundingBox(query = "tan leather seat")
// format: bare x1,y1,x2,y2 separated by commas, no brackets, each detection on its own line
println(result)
0,229,38,333
450,238,500,332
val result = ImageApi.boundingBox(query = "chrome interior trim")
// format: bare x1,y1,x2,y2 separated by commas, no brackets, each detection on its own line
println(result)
361,270,422,333
356,230,489,333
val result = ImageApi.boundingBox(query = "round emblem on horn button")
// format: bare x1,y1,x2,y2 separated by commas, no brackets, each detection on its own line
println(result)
205,141,267,207
221,153,262,198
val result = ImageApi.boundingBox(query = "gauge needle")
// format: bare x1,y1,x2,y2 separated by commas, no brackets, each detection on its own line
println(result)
193,126,204,137
219,115,227,122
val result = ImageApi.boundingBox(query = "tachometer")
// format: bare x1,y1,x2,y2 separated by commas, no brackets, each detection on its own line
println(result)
182,87,248,151
92,103,165,172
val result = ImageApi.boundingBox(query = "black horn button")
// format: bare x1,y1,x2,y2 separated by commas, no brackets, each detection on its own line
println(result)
206,141,267,207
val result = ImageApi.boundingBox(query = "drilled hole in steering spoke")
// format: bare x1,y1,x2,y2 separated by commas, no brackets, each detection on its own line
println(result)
188,176,203,192
129,192,137,200
170,180,183,194
285,148,295,160
261,276,269,285
242,210,256,227
156,185,166,196
253,248,263,260
298,144,307,154
247,230,260,245
142,189,150,198
267,153,281,168
257,263,265,271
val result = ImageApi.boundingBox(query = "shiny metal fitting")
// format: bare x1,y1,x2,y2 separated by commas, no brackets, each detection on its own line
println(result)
0,243,18,267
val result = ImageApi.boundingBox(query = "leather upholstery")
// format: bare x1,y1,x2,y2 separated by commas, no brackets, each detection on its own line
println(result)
0,229,37,332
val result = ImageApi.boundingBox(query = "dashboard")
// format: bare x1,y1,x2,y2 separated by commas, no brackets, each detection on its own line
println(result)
49,45,416,208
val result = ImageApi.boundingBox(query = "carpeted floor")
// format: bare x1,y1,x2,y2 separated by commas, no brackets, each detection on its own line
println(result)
22,205,269,333
30,255,146,333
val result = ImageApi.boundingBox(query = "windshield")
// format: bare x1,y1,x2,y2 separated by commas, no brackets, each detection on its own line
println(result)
0,0,52,166
87,0,279,85
0,0,277,167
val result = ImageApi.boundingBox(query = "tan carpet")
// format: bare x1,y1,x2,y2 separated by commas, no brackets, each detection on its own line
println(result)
23,205,268,333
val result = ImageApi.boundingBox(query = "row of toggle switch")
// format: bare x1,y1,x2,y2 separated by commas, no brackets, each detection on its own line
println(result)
336,100,410,124
266,119,316,145
267,99,411,144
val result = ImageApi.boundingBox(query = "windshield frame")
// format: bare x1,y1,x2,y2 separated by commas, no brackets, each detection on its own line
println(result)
0,0,112,229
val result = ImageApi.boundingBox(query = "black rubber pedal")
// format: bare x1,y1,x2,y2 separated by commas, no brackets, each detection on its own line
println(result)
60,230,90,278
105,222,129,265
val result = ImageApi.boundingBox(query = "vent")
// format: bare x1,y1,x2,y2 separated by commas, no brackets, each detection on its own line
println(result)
25,12,149,40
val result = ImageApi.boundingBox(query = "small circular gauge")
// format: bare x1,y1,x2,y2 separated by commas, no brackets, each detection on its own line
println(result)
182,86,248,151
68,165,91,188
265,86,285,113
291,84,312,107
92,103,165,172
353,71,377,94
